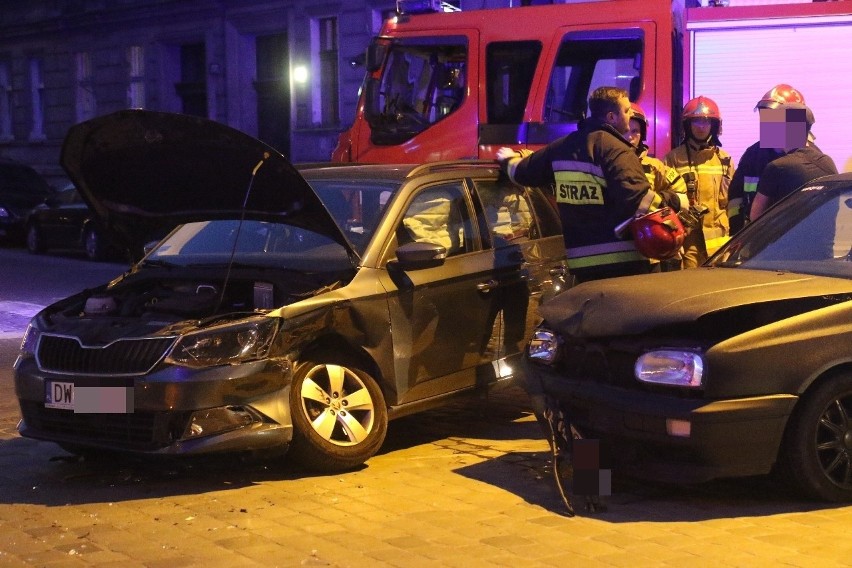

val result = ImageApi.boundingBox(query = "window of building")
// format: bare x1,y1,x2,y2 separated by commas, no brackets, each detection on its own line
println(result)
175,43,207,117
128,45,145,109
255,33,290,157
75,52,96,123
29,57,45,141
311,16,339,127
0,61,12,141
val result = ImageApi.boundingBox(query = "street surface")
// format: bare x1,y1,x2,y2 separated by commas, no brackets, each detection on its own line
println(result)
0,246,850,567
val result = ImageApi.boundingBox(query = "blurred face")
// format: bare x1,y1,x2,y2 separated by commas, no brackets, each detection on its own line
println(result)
605,95,633,135
759,107,808,150
627,118,643,148
689,117,713,142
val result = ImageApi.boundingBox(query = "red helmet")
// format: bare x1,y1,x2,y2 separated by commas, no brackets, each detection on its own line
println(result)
682,96,721,121
682,95,722,142
755,84,805,110
630,208,685,261
630,103,648,141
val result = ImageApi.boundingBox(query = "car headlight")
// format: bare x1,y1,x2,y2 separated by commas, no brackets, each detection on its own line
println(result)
635,350,703,388
527,328,561,365
0,207,9,219
19,323,41,356
166,316,279,368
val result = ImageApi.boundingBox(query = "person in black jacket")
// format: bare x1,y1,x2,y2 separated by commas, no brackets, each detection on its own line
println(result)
728,84,807,232
749,103,837,220
496,86,682,283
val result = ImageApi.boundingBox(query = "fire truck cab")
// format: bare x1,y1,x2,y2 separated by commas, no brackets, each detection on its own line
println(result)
332,0,684,163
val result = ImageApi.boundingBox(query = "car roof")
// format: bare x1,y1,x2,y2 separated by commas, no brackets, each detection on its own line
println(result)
298,161,502,182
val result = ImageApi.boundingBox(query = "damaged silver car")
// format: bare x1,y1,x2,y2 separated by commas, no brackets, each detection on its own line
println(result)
14,110,568,471
527,174,852,501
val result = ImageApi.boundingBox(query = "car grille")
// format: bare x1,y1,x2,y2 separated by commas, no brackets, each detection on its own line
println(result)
20,401,189,450
36,335,176,376
559,340,642,389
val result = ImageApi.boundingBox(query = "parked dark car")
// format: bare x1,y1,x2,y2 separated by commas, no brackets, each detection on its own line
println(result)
0,158,54,243
526,173,852,502
25,183,116,260
14,109,568,471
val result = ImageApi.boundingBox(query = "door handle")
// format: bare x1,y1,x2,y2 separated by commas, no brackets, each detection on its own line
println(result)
477,279,499,292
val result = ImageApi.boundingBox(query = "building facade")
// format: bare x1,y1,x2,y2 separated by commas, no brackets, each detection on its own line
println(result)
0,0,509,186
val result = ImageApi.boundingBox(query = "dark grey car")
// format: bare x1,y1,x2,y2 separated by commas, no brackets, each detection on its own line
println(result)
25,183,116,261
0,158,54,243
14,109,568,471
526,173,852,501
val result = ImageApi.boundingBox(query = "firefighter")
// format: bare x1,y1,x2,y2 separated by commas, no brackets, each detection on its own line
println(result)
728,84,806,233
664,96,734,268
497,87,683,283
749,103,837,220
626,103,688,270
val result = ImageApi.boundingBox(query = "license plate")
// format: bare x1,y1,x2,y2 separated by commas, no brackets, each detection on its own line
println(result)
45,381,74,410
45,381,134,413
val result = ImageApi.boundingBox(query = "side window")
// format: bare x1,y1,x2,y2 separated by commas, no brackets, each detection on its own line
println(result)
528,187,563,238
544,30,643,123
486,41,542,125
475,180,536,248
397,183,472,257
367,38,467,145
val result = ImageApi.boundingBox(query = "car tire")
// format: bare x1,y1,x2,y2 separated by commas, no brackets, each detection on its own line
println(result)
84,226,105,261
287,358,387,472
26,223,44,254
779,373,852,502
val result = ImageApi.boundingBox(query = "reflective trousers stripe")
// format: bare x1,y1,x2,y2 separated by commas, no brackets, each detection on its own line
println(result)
567,241,646,269
705,235,730,254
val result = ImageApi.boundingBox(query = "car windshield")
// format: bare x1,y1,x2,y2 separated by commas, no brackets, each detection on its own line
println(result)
145,219,353,272
309,179,398,256
709,183,852,279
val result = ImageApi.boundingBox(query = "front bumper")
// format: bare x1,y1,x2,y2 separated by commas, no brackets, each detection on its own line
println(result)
13,355,294,455
531,363,798,483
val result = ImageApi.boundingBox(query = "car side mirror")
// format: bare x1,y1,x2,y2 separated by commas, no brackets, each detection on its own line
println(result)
390,241,447,270
387,242,447,290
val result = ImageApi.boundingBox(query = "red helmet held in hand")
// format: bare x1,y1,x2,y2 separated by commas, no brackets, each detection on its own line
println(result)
755,84,805,110
630,207,685,261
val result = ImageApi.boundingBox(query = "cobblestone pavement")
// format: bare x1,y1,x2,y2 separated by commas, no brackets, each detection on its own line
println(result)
1,336,851,567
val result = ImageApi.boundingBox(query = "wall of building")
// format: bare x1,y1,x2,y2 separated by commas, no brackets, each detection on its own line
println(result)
0,0,515,187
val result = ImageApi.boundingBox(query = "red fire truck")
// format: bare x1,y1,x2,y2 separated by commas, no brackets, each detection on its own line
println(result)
332,0,852,172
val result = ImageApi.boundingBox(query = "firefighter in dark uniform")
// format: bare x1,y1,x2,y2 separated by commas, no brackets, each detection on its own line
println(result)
749,103,837,220
728,84,806,233
497,86,683,283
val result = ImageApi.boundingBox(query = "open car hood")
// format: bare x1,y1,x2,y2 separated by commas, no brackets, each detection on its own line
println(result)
540,267,852,338
60,109,353,257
